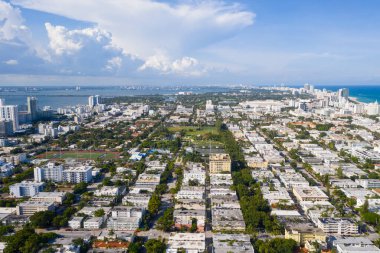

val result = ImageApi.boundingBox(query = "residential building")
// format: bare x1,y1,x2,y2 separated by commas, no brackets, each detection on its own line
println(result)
285,222,326,245
173,209,206,232
167,233,206,253
9,181,45,198
83,217,104,229
293,186,329,202
34,162,64,182
68,216,84,229
0,104,18,131
333,237,380,253
16,201,55,216
209,153,231,174
31,192,66,204
63,166,93,183
317,218,358,235
212,233,254,253
107,217,141,231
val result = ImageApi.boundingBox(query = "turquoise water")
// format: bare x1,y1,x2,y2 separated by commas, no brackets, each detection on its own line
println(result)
316,85,380,103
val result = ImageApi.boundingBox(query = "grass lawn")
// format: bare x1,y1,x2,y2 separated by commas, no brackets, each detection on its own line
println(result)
193,140,224,147
168,126,218,137
36,151,120,160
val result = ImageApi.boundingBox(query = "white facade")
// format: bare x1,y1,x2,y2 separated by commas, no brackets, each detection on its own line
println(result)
83,217,103,229
34,162,64,182
0,105,18,131
63,166,93,183
9,181,45,197
317,218,358,235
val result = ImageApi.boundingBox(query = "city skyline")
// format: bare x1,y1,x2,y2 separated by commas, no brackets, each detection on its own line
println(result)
1,0,380,85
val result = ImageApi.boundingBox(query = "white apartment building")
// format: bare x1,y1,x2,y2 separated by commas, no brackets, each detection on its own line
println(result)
9,181,45,198
0,104,19,131
183,163,206,185
94,186,123,197
63,166,93,183
356,179,380,189
111,206,145,219
122,193,151,207
107,217,141,231
34,163,64,182
167,233,206,253
83,217,104,229
176,186,205,200
68,216,84,229
317,218,358,235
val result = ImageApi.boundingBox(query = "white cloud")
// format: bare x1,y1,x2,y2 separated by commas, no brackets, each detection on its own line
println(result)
45,23,115,56
0,0,25,41
11,0,254,58
105,56,122,71
4,59,18,65
140,52,206,76
3,0,255,78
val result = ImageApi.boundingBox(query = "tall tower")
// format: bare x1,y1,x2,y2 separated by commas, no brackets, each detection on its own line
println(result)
0,105,19,131
27,97,37,121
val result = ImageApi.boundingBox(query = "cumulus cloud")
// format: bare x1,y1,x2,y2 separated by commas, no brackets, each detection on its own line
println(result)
0,0,26,41
4,0,255,78
11,0,255,58
43,23,142,76
140,52,206,76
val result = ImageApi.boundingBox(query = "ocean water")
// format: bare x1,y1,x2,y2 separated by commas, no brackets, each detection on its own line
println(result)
315,85,380,103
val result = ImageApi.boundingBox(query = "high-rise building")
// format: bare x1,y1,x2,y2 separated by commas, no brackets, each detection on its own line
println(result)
0,103,19,131
27,97,38,121
338,88,349,99
88,95,101,107
0,120,14,137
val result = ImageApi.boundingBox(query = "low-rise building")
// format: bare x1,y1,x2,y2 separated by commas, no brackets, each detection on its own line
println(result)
212,233,254,253
173,209,206,232
284,222,326,245
9,181,45,198
356,179,380,189
209,153,231,174
333,237,380,253
293,186,329,202
107,217,141,231
122,193,151,207
83,217,104,229
111,206,145,218
317,218,358,235
16,201,55,216
68,216,84,229
176,186,205,200
167,233,206,253
212,209,246,232
31,192,66,204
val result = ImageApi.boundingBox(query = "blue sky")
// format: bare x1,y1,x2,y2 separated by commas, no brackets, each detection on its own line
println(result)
1,0,380,86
